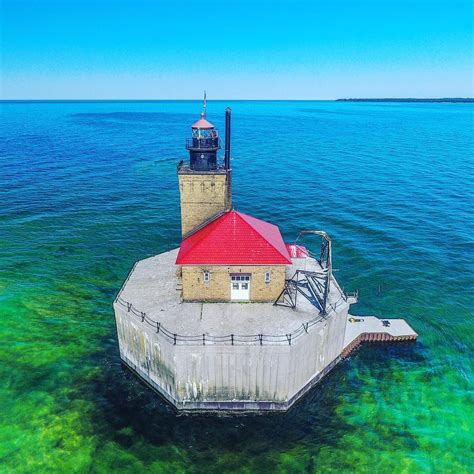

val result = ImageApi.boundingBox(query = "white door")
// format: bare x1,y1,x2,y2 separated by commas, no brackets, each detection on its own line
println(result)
230,274,251,301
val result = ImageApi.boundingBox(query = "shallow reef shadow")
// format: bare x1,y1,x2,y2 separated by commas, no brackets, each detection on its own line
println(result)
86,342,358,458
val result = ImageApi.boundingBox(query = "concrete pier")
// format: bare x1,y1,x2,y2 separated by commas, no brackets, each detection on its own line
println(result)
342,316,418,357
113,249,417,412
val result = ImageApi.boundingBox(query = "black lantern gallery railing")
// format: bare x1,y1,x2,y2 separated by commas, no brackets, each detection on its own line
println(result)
185,137,220,150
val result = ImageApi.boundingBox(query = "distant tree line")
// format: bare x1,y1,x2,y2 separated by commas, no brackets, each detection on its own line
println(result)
336,98,473,103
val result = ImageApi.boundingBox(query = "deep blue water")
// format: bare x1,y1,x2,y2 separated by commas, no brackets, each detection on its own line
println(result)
0,100,473,472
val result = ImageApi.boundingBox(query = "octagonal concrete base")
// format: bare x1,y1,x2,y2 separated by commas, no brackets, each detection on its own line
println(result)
113,249,352,412
113,249,417,412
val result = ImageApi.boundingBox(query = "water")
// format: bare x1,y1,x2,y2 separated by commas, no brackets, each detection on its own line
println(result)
1,100,472,472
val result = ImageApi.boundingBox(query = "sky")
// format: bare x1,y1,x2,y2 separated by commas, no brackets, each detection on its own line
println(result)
0,0,472,99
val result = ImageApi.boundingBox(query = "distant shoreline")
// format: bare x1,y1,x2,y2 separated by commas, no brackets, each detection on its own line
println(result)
1,98,472,103
336,98,473,103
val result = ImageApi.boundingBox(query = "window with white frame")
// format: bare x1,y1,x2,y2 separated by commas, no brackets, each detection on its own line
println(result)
265,271,271,283
203,270,210,283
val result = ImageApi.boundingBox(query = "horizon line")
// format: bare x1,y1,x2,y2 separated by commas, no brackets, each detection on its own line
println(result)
1,97,473,103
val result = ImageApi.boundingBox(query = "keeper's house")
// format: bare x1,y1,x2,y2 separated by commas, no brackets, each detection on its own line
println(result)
176,209,292,302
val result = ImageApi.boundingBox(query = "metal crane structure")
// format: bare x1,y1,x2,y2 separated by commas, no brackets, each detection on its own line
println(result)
274,230,333,315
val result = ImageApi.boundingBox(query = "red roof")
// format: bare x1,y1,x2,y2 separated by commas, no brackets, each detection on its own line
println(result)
176,210,292,265
192,112,215,129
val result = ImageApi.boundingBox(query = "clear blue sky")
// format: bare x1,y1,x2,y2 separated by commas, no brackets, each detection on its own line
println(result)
1,0,472,99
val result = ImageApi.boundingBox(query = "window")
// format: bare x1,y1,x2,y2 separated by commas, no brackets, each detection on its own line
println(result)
265,271,271,283
231,274,250,282
203,271,210,283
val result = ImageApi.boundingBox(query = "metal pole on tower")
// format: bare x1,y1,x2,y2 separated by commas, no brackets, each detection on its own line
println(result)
203,90,207,116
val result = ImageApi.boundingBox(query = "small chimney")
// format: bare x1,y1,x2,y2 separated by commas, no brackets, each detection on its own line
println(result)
224,107,231,169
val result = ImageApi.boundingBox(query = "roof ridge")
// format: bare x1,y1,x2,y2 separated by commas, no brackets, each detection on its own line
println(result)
233,211,264,239
182,211,230,251
235,211,291,262
182,209,227,240
176,209,292,265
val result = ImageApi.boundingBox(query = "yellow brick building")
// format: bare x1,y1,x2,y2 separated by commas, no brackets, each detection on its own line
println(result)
176,210,291,302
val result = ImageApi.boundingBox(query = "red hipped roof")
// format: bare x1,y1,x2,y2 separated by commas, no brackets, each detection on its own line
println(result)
176,210,292,265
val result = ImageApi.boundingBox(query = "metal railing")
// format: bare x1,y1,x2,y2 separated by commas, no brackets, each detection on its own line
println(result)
177,161,228,174
113,247,357,348
185,138,220,149
114,294,327,346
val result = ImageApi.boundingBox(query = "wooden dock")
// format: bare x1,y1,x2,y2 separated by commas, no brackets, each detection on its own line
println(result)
342,315,417,357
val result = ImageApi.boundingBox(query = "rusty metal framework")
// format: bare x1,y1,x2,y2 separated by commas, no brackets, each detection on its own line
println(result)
275,230,332,315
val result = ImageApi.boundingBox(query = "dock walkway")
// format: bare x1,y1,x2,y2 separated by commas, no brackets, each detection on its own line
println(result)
342,315,418,357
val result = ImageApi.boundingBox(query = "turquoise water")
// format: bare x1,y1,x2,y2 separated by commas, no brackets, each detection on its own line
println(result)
0,100,472,472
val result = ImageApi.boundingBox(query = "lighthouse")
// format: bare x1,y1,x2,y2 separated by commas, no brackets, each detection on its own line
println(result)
177,105,232,236
113,101,417,413
176,104,291,303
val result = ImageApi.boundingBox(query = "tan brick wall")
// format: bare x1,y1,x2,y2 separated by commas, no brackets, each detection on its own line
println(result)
178,173,230,236
181,265,286,302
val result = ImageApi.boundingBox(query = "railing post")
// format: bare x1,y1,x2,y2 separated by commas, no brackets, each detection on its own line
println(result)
231,334,234,345
203,334,206,345
173,334,177,345
156,322,160,333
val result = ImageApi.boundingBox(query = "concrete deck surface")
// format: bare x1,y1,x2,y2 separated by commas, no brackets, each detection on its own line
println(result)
344,315,418,347
117,248,349,337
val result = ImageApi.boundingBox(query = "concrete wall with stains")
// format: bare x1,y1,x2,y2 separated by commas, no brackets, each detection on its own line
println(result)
114,302,349,411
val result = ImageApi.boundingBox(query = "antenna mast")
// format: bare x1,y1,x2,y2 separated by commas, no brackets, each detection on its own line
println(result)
203,90,207,117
